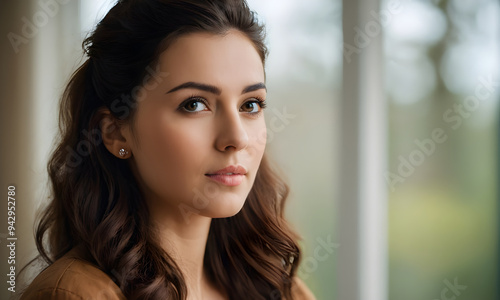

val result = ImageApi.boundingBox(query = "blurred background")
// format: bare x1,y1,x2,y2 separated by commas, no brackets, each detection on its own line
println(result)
0,0,498,299
383,0,499,299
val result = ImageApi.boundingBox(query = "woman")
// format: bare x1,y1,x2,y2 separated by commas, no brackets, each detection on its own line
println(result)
20,0,315,299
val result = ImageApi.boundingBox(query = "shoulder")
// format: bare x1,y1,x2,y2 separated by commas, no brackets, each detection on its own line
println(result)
20,247,126,300
291,277,316,300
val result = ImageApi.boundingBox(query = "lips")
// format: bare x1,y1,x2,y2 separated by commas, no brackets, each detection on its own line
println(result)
205,165,248,176
205,165,247,186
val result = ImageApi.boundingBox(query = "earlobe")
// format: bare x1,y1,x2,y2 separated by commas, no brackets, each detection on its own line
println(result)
97,107,132,159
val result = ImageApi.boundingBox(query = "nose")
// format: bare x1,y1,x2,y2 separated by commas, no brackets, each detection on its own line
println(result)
214,107,249,152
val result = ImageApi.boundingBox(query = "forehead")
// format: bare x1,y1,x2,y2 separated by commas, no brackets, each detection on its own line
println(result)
158,30,265,91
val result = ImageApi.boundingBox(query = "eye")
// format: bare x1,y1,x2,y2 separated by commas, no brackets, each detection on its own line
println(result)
180,98,209,113
240,99,267,113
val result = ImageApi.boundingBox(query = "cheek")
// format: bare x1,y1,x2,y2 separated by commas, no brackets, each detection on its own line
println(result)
244,118,267,184
133,116,211,198
249,118,267,158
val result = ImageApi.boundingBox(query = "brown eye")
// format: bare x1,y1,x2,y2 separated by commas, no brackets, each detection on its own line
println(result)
181,98,208,112
240,100,265,113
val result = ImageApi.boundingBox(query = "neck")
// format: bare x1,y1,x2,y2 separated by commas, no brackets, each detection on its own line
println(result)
150,207,217,299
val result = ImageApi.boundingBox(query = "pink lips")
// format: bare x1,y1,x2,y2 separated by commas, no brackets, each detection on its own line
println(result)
205,165,247,186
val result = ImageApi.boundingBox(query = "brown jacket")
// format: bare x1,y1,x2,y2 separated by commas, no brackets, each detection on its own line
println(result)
20,247,316,300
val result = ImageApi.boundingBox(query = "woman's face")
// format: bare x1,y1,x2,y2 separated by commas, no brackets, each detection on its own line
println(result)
123,30,267,223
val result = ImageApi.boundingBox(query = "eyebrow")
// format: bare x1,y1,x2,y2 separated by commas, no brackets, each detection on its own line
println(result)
166,81,266,95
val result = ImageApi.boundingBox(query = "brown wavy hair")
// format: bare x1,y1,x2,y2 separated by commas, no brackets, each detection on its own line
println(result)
22,0,301,299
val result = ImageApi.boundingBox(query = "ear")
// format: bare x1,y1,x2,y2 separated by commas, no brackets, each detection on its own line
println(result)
98,107,132,159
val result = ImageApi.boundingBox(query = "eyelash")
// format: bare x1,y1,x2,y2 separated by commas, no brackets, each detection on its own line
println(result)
177,95,267,114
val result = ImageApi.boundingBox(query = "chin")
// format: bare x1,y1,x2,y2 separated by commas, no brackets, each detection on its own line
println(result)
201,197,247,218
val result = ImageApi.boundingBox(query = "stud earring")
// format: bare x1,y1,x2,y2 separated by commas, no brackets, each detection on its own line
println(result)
118,148,129,158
